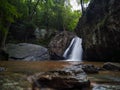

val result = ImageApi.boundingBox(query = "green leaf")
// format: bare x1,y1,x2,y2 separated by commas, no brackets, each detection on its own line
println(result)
84,0,90,3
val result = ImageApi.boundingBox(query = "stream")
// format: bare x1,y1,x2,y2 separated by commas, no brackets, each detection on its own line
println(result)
0,61,120,90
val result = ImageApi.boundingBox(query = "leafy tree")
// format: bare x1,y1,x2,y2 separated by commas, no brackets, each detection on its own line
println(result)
0,0,20,49
0,0,81,47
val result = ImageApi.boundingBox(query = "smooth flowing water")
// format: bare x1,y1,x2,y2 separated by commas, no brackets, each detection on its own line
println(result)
63,36,83,61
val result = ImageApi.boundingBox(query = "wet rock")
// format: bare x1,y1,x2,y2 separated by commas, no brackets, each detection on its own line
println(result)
48,31,76,60
0,67,6,72
0,73,32,90
82,64,99,74
6,43,50,61
97,67,106,71
93,84,120,90
29,65,90,90
102,62,120,71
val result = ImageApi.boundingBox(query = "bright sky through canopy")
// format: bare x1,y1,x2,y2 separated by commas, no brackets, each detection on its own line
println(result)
70,0,81,11
70,0,90,11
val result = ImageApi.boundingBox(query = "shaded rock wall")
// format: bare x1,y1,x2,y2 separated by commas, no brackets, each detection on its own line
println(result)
75,0,120,61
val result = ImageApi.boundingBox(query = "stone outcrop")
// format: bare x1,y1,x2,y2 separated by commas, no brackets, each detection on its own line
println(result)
5,43,50,61
82,64,99,74
72,64,99,74
29,65,90,90
93,84,120,90
75,0,120,61
102,62,120,71
0,67,6,72
48,31,76,60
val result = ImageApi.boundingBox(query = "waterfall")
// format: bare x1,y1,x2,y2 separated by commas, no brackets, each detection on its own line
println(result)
63,36,83,61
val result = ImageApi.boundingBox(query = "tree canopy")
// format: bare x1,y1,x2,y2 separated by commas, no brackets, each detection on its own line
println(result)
0,0,90,47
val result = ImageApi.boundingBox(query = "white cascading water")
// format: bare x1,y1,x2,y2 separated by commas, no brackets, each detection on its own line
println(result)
63,36,83,61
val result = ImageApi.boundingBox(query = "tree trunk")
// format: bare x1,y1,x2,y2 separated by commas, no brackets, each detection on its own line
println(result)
1,23,11,50
30,0,40,20
80,0,85,15
28,0,32,15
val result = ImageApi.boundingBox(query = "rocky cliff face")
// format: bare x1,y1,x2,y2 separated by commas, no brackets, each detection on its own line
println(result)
75,0,120,61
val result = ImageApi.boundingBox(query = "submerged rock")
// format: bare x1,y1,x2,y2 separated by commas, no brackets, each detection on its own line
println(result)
0,73,31,90
49,31,76,60
102,62,120,71
93,84,120,90
6,43,50,61
29,65,90,90
0,67,6,72
73,64,99,74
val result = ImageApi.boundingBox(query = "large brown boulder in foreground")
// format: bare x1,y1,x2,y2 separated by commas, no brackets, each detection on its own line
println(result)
48,31,76,60
29,64,90,90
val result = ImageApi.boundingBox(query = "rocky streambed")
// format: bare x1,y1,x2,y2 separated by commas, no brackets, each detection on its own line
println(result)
0,61,120,90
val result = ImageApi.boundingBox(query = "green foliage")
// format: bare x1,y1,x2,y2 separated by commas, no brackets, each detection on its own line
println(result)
35,0,81,31
0,0,20,31
0,0,21,47
0,0,81,32
76,0,90,4
0,0,81,46
67,11,82,31
84,0,90,3
1,1,18,21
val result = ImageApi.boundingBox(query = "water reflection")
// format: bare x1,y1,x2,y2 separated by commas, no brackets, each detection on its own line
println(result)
0,61,120,90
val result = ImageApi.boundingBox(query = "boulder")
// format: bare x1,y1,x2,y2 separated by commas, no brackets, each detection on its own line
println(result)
93,84,120,90
49,31,76,60
0,67,6,72
6,43,50,61
29,65,90,90
82,64,99,74
73,64,99,74
102,62,120,71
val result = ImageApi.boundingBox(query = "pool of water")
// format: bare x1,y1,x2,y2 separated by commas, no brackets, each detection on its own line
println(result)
0,61,120,90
